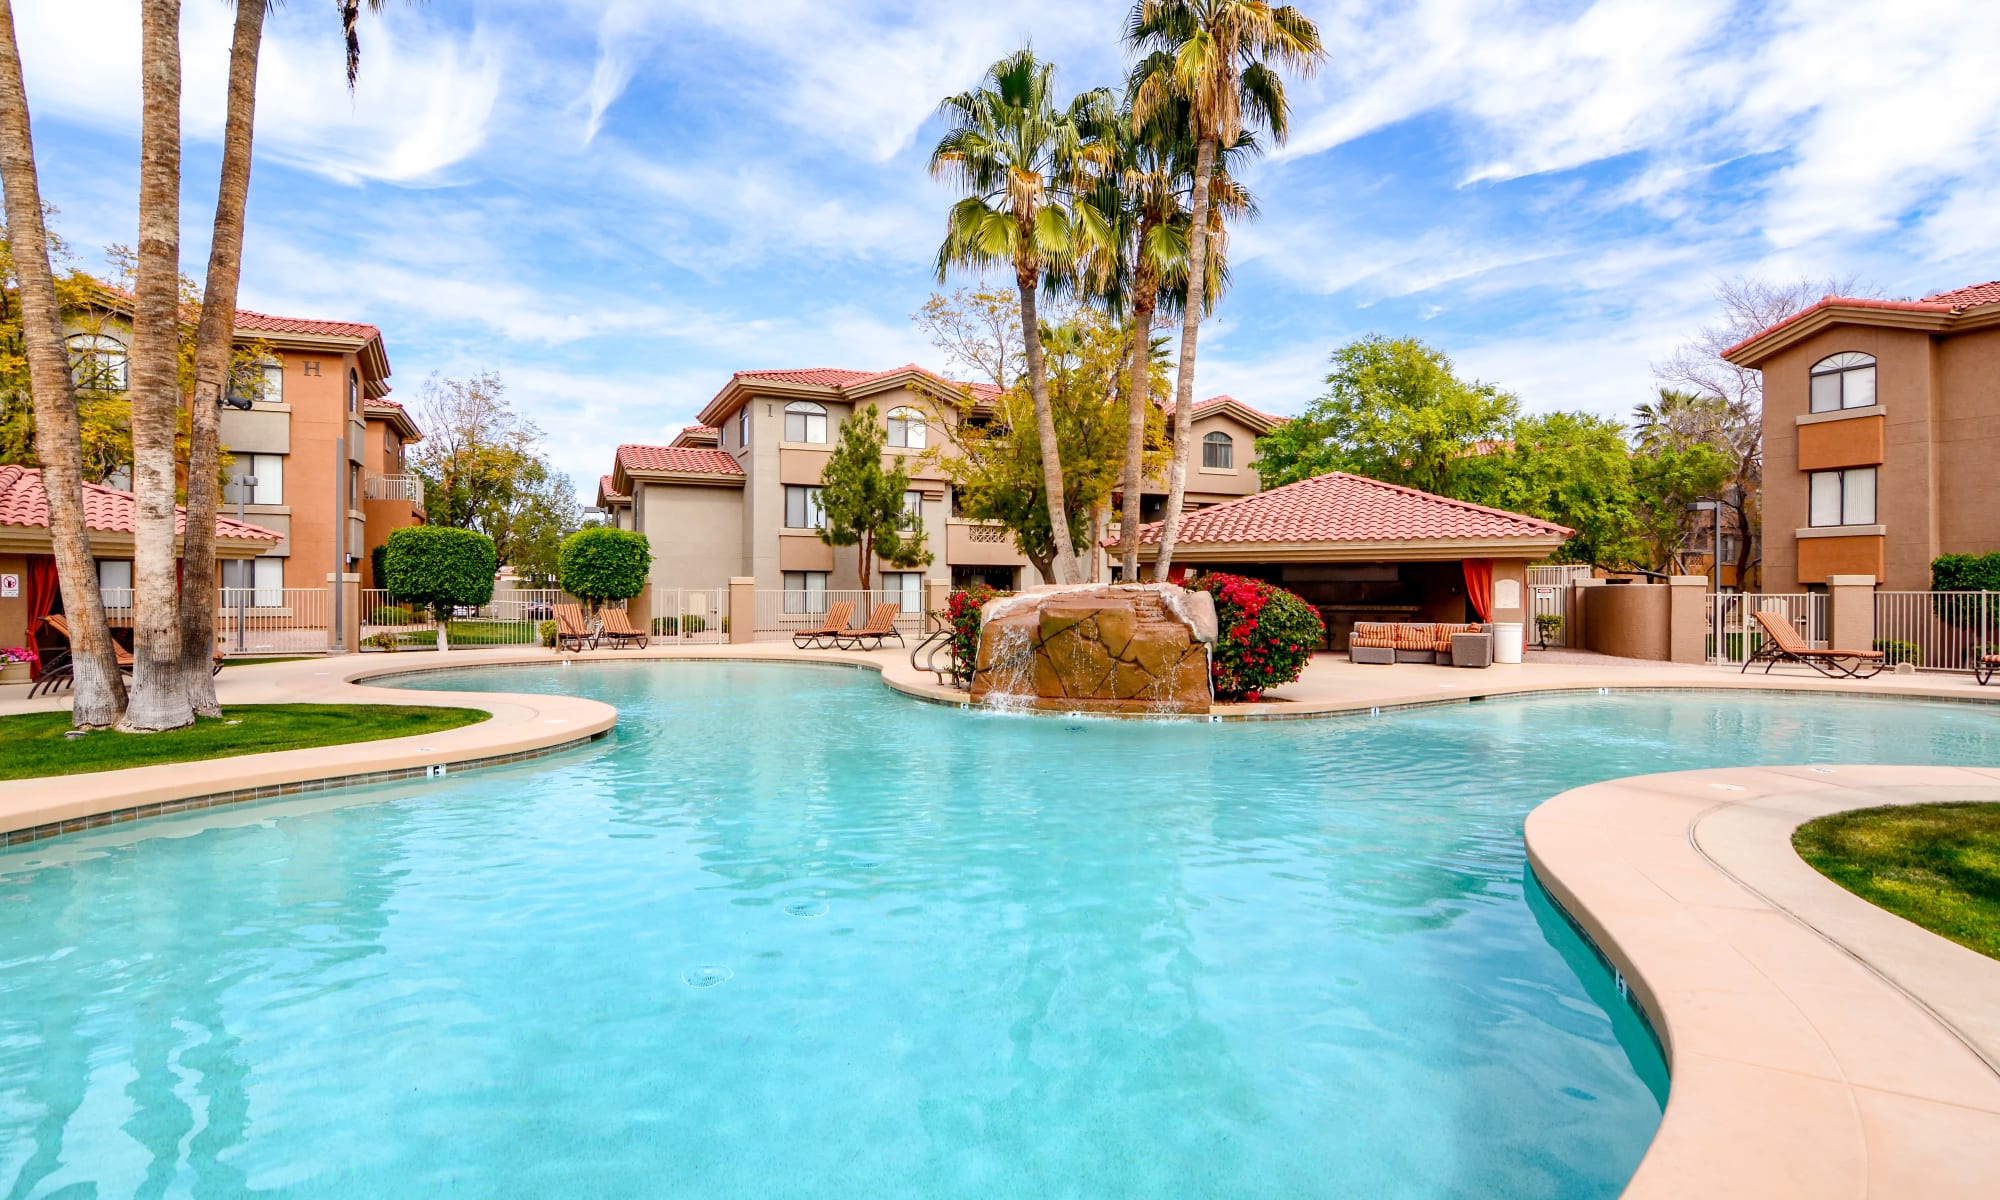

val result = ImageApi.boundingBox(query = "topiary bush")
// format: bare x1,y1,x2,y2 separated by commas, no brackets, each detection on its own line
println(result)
559,527,651,610
1930,553,2000,631
1187,572,1324,701
943,583,1000,687
383,526,497,621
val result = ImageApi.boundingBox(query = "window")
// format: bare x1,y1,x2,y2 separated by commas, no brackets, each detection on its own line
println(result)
348,369,360,414
1809,352,1877,413
882,571,923,613
227,454,283,505
784,401,827,444
227,358,283,407
900,489,923,531
785,484,826,529
221,557,284,607
1809,467,1877,527
783,570,828,614
1202,431,1234,469
96,559,133,608
737,407,750,449
886,406,926,449
66,335,128,391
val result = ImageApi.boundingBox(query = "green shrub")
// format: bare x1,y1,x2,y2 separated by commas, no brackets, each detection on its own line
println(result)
1186,573,1324,701
369,605,417,625
1534,613,1563,644
369,543,391,594
1874,638,1921,666
943,584,1000,686
539,619,557,649
559,527,650,607
653,614,710,637
384,527,496,620
1930,553,2000,631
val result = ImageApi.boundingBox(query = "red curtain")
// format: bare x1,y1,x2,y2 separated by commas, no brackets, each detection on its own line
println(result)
23,555,58,677
1462,558,1494,622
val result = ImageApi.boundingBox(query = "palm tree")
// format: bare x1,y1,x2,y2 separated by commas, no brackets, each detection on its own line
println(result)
930,49,1112,586
120,0,195,732
179,0,268,717
1126,0,1321,581
0,0,130,727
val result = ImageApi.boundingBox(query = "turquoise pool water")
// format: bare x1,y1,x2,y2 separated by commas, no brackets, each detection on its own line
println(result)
3,665,1997,1198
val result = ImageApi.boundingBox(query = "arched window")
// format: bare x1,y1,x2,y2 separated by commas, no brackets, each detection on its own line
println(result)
1809,352,1876,413
1202,430,1234,469
348,368,361,414
886,406,926,449
784,400,827,443
65,334,128,391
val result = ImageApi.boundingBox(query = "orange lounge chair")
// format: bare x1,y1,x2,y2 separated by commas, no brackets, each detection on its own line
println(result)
597,605,649,649
31,614,223,697
1744,609,1885,678
835,602,905,651
1978,653,1997,686
792,600,854,649
553,603,598,652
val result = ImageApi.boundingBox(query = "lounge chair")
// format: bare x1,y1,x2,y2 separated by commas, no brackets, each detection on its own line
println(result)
835,603,905,650
30,615,222,697
1743,609,1885,678
597,606,649,649
553,603,598,652
791,600,855,649
1978,654,1997,686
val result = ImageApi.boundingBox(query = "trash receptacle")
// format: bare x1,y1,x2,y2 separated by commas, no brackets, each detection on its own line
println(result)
1491,621,1524,664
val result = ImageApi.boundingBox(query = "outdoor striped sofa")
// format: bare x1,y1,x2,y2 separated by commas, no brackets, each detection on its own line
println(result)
1348,621,1490,666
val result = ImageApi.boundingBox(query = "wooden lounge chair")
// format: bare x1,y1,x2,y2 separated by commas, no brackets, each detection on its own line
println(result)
835,603,905,651
1743,609,1885,678
30,615,223,697
553,603,598,652
597,605,649,649
791,600,854,649
1978,654,1997,686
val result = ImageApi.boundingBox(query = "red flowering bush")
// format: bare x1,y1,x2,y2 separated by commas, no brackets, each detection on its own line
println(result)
941,583,1001,687
1186,572,1323,701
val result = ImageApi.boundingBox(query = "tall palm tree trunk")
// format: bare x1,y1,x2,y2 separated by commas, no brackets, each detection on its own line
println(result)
179,0,266,716
1119,253,1158,581
1151,135,1216,582
1016,266,1081,584
0,0,128,727
122,0,192,732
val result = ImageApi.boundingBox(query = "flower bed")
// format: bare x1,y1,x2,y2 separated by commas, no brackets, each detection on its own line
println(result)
942,584,1000,686
1186,573,1323,701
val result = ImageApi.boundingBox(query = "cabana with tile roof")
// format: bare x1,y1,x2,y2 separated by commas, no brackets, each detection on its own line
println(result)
0,466,283,671
1116,470,1572,651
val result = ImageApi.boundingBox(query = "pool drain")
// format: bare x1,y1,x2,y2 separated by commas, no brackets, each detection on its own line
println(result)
682,965,733,988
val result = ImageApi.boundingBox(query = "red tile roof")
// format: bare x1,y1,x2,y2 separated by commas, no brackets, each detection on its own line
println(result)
598,474,628,501
1724,280,2000,359
733,367,877,387
614,444,743,476
1123,471,1571,547
1923,280,2000,308
0,465,282,541
232,308,382,341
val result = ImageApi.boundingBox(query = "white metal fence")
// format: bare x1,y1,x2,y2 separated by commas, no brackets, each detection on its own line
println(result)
1707,592,1827,666
1873,591,2000,673
1527,565,1590,646
361,587,570,651
100,588,334,655
651,588,729,643
751,588,934,641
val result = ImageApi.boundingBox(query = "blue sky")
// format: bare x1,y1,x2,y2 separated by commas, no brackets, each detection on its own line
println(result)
17,0,2000,493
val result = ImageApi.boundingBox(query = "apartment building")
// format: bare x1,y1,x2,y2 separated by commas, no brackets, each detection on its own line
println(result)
1724,281,2000,590
59,299,424,602
597,364,1279,611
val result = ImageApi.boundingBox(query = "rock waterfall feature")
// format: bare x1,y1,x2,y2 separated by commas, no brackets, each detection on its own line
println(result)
969,584,1218,715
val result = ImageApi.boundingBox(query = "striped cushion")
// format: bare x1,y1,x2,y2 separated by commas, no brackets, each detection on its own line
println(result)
1394,623,1434,651
1349,623,1397,648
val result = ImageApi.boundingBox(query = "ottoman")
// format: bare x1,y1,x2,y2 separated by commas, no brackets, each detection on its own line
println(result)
1450,632,1492,668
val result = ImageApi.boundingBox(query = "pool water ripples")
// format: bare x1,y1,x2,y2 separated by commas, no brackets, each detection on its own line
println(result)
2,662,1997,1199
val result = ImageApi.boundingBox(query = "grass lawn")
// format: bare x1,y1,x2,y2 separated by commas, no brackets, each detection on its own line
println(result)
0,704,490,781
1794,802,2000,960
374,621,538,650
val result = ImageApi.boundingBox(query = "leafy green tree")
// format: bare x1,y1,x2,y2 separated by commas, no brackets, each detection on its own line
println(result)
384,526,496,620
1455,412,1644,567
1257,335,1518,493
1127,0,1323,580
558,527,650,611
409,370,580,575
930,48,1112,585
1628,443,1733,572
818,404,932,591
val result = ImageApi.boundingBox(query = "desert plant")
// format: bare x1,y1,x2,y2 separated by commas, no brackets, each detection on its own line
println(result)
1187,572,1323,701
365,631,397,652
383,526,497,621
558,527,650,611
539,619,557,649
1535,612,1563,647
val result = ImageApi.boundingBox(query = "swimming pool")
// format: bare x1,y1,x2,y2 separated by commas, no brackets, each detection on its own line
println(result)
3,663,1996,1198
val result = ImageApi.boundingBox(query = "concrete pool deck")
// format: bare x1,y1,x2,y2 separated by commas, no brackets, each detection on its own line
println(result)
3,644,1998,1196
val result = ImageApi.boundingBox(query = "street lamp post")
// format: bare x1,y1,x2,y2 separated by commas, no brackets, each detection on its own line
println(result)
1687,499,1723,593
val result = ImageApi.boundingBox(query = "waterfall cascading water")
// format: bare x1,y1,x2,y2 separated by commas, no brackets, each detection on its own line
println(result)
968,583,1217,716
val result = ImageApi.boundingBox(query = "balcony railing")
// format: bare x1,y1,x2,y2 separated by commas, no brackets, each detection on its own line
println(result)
364,472,424,507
